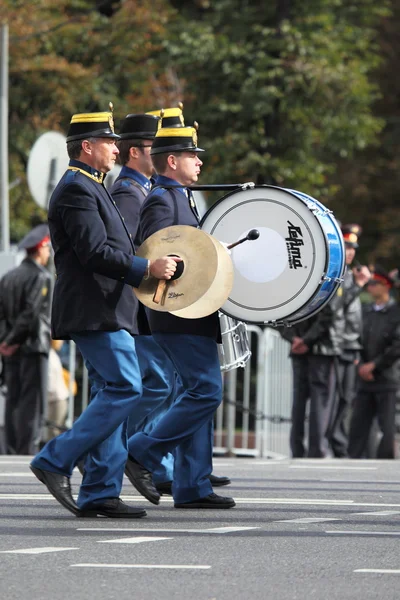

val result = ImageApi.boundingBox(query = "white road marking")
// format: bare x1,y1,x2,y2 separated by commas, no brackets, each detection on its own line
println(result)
0,473,35,477
98,536,172,545
355,569,400,574
290,465,377,471
0,461,31,465
0,547,78,554
0,494,58,500
275,518,341,524
351,511,400,517
71,564,211,570
326,531,400,536
5,492,400,510
77,526,258,534
320,479,400,484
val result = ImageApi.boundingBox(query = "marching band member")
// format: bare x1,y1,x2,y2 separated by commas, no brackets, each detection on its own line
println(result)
125,125,236,509
30,108,177,518
110,111,177,497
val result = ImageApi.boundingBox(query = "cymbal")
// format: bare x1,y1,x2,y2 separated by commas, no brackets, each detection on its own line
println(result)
133,225,234,318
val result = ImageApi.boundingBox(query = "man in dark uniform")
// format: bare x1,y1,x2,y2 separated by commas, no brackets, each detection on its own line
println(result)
109,111,177,496
30,108,177,518
113,109,231,500
328,225,371,457
126,125,235,509
348,267,400,459
281,293,345,458
0,224,51,454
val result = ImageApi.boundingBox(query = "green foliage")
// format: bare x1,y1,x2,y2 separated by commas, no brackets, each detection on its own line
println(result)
162,0,387,201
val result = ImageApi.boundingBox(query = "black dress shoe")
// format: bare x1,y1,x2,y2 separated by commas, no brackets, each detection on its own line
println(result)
174,493,236,509
78,498,147,518
30,465,79,516
156,481,173,495
209,473,231,487
125,456,160,505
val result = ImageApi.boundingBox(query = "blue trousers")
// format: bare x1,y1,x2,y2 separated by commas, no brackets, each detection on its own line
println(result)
31,330,143,509
128,334,222,503
128,336,176,484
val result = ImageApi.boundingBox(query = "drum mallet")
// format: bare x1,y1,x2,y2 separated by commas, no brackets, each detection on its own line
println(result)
227,229,260,250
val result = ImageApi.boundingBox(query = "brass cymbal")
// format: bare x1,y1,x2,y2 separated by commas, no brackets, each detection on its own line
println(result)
133,225,234,318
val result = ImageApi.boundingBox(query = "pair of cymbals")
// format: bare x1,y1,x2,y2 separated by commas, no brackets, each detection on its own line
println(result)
133,225,234,319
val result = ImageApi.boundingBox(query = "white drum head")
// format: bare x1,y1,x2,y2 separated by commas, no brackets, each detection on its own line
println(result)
201,187,327,323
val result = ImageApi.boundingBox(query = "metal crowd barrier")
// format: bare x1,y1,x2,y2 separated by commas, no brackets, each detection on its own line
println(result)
65,327,293,458
214,327,292,458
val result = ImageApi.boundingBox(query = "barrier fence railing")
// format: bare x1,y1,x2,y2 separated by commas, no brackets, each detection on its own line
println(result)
214,327,292,458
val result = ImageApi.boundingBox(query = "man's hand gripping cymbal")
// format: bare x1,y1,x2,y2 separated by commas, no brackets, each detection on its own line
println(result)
150,256,183,280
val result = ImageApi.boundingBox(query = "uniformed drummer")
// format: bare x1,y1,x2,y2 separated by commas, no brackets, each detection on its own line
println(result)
126,124,236,509
116,107,231,499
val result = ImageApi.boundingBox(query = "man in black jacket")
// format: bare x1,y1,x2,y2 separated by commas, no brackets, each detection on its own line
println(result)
0,224,51,455
348,267,400,459
328,225,371,457
29,109,176,518
281,292,345,458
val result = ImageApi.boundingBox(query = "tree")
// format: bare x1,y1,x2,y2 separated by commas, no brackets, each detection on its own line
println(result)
163,0,388,205
4,0,175,240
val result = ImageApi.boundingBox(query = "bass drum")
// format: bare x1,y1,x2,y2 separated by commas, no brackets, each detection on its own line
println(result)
200,185,345,326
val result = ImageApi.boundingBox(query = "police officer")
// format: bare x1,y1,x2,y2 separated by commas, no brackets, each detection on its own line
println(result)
328,225,371,457
0,224,51,455
348,267,400,459
30,108,177,517
126,125,235,509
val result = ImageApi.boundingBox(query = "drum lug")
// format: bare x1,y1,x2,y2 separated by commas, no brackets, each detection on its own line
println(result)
321,275,343,284
263,319,288,328
307,203,332,218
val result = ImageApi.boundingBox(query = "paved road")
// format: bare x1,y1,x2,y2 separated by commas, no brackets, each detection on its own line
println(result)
1,456,400,600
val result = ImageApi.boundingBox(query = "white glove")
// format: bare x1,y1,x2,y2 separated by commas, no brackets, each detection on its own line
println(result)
241,182,255,190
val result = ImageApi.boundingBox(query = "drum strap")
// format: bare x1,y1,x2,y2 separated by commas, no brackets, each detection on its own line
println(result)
151,185,179,226
117,177,147,197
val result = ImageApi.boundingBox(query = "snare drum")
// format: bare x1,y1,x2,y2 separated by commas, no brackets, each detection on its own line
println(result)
218,312,251,372
201,185,345,325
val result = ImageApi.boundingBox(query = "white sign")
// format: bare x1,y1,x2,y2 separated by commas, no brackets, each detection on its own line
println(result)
27,131,69,209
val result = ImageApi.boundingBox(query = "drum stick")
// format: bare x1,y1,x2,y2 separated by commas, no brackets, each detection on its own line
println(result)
153,255,183,305
153,280,167,304
227,229,260,250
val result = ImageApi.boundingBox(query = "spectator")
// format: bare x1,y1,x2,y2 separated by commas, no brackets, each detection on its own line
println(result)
280,292,345,458
328,224,370,457
46,340,70,441
348,266,400,459
0,224,52,454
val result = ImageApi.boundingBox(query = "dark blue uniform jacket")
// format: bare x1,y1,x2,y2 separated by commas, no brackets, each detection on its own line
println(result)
139,175,220,340
110,166,152,334
48,160,147,339
110,166,151,247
